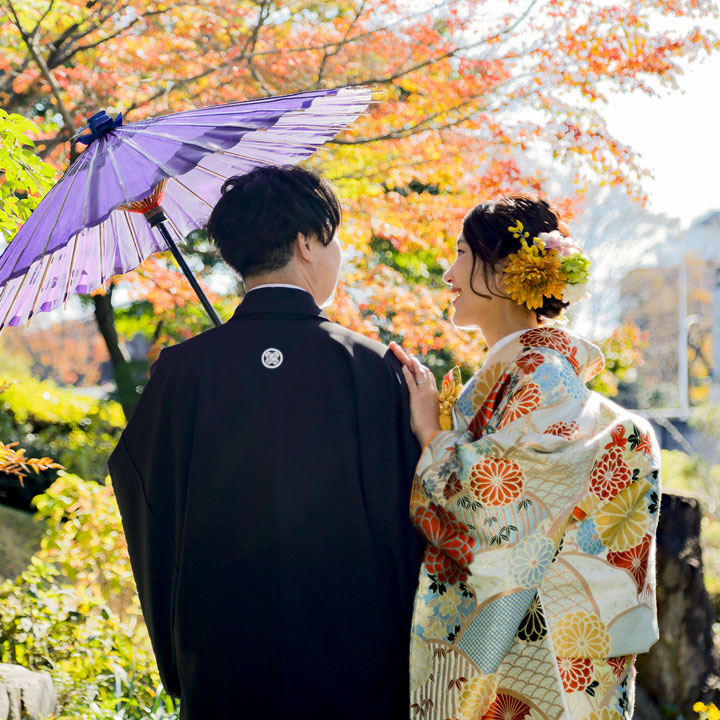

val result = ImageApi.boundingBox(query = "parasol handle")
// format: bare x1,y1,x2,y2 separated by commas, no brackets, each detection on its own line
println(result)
149,213,223,327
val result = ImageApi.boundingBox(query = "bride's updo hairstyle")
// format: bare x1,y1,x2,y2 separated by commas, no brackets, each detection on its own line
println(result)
462,193,571,321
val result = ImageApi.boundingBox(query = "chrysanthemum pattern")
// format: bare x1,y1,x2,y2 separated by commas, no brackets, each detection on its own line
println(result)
594,480,651,552
458,674,499,720
545,421,580,440
590,449,632,501
510,536,556,588
606,535,652,589
413,504,475,584
551,612,610,658
499,383,542,428
519,327,573,355
559,360,585,399
469,457,524,506
409,327,660,719
516,352,546,374
576,518,605,555
557,657,593,692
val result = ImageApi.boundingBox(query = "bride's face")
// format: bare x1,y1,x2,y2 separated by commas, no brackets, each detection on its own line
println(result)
443,234,498,329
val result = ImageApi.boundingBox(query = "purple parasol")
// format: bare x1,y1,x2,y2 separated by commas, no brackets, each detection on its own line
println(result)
0,87,372,329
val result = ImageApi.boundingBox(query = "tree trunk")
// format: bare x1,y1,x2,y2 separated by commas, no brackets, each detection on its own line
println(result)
635,492,720,717
92,289,138,420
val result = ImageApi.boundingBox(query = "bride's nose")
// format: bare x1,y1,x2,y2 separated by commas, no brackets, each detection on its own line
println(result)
443,266,454,285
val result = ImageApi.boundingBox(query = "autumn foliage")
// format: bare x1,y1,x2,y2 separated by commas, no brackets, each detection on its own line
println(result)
0,0,717,386
0,381,62,483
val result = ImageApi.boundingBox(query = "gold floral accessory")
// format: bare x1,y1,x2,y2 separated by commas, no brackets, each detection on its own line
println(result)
503,220,591,311
438,366,462,430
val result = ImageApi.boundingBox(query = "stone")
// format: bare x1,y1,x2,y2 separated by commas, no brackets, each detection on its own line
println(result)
636,493,720,717
0,665,56,720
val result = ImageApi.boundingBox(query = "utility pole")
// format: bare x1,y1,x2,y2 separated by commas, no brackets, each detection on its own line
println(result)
678,239,689,414
712,265,720,405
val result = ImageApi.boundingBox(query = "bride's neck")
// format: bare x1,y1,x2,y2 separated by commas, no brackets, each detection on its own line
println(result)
480,303,540,349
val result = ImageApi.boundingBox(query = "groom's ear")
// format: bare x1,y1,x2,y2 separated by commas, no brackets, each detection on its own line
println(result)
296,232,314,263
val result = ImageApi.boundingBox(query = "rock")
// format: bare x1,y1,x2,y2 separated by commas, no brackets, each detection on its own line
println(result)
636,493,720,717
0,665,56,720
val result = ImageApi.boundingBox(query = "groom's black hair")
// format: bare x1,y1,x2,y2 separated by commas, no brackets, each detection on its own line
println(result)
207,165,342,279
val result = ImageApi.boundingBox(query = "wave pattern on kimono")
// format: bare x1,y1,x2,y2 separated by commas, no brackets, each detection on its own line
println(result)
409,327,661,720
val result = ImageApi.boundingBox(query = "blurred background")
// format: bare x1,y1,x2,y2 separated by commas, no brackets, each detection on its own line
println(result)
0,1,718,717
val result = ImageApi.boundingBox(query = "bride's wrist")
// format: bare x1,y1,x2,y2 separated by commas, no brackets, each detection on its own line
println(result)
417,422,442,448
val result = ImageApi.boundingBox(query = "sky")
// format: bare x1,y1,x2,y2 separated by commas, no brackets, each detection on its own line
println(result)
600,50,720,228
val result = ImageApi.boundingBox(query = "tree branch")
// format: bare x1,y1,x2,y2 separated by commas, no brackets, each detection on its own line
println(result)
317,0,367,85
4,0,77,149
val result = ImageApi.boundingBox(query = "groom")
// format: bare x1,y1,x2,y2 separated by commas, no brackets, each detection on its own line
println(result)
108,165,425,719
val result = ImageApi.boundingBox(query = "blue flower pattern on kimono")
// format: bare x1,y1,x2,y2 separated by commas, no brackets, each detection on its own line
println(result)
577,517,605,555
456,377,476,417
559,356,586,399
408,327,661,719
509,535,556,587
532,359,561,391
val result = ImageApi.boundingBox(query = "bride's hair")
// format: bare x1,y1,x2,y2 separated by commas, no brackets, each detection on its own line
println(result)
462,193,571,320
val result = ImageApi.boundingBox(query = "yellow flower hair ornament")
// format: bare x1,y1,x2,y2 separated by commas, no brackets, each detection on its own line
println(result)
503,220,591,311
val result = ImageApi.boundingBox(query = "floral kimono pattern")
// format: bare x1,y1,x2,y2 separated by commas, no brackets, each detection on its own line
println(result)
409,327,660,720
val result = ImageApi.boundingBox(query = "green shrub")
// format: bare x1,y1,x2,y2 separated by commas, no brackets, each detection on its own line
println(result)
662,449,720,597
0,472,178,719
0,376,123,496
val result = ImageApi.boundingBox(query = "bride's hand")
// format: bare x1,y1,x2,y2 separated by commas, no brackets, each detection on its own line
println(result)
389,342,441,447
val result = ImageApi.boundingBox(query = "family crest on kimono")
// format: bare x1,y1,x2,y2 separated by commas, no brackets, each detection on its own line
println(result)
392,195,660,720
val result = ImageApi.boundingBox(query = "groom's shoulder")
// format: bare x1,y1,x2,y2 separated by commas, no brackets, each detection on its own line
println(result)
146,315,398,376
318,318,395,366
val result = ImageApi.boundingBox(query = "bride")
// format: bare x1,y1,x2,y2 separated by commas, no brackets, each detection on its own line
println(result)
391,194,660,720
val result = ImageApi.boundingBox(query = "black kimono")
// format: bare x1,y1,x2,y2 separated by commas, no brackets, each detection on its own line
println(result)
108,287,425,719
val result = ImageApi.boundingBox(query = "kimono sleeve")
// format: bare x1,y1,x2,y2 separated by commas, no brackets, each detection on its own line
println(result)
412,351,589,517
108,353,182,697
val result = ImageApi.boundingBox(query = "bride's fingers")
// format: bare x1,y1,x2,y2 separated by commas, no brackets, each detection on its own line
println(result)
389,341,414,370
410,356,435,387
402,365,418,391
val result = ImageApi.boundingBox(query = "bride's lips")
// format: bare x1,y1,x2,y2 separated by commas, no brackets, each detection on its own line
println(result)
451,288,462,304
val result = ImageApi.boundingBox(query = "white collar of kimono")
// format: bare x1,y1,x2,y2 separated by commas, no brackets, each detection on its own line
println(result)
247,283,310,294
484,328,529,364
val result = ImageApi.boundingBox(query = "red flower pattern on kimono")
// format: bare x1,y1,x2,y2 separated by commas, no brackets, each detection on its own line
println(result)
608,656,630,677
545,421,580,440
605,425,628,450
516,351,545,374
413,504,475,584
469,457,524,506
442,471,462,500
635,431,654,455
470,373,513,439
607,534,652,589
498,383,542,428
589,447,632,500
556,657,593,692
483,693,531,720
425,546,469,584
519,327,573,355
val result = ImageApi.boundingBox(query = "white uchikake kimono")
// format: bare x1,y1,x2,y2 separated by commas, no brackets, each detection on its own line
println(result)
409,327,660,720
